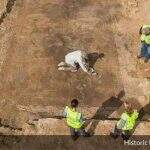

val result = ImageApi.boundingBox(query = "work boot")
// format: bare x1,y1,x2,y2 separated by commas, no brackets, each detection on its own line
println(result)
70,68,78,72
137,55,143,59
121,133,130,141
71,134,79,141
144,58,149,63
58,66,66,71
110,132,119,139
58,62,66,67
84,132,91,137
58,66,77,72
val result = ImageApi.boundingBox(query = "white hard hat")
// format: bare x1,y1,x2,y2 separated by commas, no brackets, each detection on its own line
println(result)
142,27,150,35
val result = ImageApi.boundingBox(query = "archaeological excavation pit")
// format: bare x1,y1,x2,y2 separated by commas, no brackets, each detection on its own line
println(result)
0,0,149,149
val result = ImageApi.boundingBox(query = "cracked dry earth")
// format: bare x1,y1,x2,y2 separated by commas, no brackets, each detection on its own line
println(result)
0,0,150,149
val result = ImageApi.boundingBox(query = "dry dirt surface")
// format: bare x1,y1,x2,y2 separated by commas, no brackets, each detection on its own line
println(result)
0,0,123,107
0,0,150,149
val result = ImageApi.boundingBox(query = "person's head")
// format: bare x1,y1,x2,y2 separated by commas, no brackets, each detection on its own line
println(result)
71,99,79,108
124,101,133,115
142,27,150,35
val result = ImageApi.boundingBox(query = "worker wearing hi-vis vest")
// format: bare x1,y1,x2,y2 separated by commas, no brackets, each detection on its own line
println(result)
138,24,150,63
63,99,89,140
110,101,139,141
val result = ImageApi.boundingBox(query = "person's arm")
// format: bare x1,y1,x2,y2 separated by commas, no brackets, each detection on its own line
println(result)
78,57,90,73
133,110,139,120
63,107,67,118
116,113,127,130
117,118,126,130
79,114,85,125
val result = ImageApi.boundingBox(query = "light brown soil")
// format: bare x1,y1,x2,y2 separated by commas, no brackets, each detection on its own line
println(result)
0,0,149,149
0,0,124,108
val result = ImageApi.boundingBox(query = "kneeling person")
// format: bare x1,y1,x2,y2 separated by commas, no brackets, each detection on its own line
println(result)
58,50,97,75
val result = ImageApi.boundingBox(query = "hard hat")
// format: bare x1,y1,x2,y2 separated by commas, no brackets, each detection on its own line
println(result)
142,27,150,35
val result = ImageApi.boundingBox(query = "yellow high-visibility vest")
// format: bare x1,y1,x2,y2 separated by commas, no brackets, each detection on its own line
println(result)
65,106,83,129
117,110,139,131
140,25,150,44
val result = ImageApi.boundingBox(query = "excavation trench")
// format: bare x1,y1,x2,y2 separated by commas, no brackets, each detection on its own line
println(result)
0,0,149,136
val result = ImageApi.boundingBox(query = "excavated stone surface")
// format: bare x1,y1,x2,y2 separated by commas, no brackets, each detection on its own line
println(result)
2,118,147,135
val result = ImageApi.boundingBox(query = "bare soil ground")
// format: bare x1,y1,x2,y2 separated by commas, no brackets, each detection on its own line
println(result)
0,0,123,107
0,0,150,149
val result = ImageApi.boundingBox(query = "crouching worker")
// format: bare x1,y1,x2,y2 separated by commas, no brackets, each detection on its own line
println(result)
58,50,97,75
63,99,90,140
110,101,139,141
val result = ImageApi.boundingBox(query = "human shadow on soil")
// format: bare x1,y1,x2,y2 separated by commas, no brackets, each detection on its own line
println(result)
88,52,104,68
86,90,125,135
132,102,150,135
139,102,150,119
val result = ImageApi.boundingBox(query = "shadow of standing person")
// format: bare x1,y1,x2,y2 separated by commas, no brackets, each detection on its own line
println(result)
132,102,150,135
87,90,125,135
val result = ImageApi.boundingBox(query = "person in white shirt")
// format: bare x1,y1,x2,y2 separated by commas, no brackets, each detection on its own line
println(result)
58,50,97,75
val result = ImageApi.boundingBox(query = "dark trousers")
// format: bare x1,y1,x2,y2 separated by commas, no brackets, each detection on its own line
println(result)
121,130,131,141
110,126,131,141
69,126,89,140
140,43,150,59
